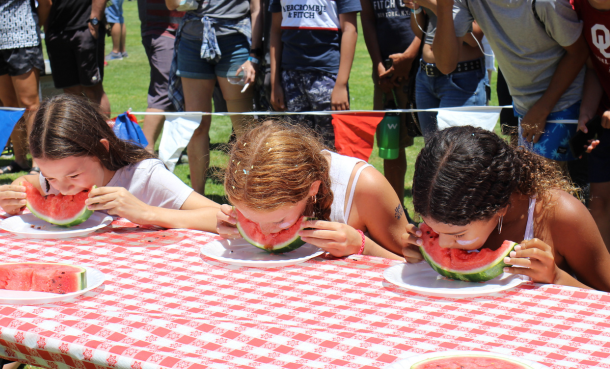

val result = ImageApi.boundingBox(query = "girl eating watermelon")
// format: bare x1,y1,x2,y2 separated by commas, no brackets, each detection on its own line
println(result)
216,121,409,258
0,94,220,231
403,126,610,291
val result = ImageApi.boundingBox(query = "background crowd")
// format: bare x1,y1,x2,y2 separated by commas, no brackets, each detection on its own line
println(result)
0,0,609,251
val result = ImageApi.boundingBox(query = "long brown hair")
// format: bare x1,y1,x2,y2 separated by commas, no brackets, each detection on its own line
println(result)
224,121,334,220
413,126,574,226
30,94,155,170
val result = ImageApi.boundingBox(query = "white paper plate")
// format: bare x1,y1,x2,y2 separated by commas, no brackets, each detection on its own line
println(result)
200,238,324,268
0,213,113,239
386,350,547,369
0,266,106,305
384,262,528,298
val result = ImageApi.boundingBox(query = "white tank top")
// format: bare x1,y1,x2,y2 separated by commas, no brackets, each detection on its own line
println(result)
523,196,536,240
325,151,373,224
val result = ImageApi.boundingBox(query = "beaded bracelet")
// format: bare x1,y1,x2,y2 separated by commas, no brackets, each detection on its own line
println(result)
356,229,365,255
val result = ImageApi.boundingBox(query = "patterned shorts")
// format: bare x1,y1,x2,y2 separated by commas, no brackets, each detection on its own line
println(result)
281,69,339,149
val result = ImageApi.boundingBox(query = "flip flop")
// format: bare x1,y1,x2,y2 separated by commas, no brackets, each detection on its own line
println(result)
0,161,29,175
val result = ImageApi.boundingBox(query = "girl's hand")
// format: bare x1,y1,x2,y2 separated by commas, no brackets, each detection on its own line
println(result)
401,223,424,263
238,60,257,85
216,204,240,239
331,83,350,111
298,219,361,257
86,187,153,224
503,238,560,284
0,184,27,215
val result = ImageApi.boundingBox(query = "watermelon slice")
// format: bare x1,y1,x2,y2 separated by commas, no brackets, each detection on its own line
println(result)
419,223,517,282
24,181,94,227
0,262,87,294
411,353,533,369
235,209,308,254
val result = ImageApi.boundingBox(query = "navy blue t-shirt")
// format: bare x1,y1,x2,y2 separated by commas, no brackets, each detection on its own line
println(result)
370,0,416,58
269,0,361,74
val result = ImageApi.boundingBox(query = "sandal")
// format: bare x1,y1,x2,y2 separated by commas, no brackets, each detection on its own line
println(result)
0,161,29,175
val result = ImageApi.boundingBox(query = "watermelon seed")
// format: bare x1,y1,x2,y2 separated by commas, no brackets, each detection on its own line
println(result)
52,279,55,283
61,272,65,274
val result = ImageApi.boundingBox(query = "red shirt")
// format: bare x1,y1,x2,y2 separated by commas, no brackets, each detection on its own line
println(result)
572,0,610,107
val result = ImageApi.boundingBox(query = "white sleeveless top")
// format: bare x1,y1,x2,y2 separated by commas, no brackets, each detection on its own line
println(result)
523,197,536,240
326,151,373,224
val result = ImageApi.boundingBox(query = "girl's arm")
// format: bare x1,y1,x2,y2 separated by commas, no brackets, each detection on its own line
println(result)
249,0,263,51
148,192,221,232
578,58,604,132
352,167,410,258
269,12,285,111
548,191,610,291
332,12,358,111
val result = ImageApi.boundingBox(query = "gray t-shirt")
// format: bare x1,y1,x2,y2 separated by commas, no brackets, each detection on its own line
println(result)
452,0,584,114
188,0,250,37
40,159,193,211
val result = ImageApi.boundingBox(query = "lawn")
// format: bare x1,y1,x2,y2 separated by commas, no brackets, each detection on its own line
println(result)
0,1,500,217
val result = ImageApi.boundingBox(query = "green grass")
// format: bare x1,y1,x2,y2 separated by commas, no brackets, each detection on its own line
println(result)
0,1,501,217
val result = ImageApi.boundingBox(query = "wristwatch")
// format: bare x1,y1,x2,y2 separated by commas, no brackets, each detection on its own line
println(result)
88,17,99,26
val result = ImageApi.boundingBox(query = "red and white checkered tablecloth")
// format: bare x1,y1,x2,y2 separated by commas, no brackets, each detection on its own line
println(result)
0,220,610,369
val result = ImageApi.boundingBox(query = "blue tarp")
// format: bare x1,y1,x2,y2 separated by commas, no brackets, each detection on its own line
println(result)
0,108,26,153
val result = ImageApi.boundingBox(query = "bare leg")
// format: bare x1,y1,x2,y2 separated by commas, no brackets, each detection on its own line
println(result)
120,23,126,54
383,148,407,202
12,68,41,169
110,23,121,54
142,108,165,154
182,77,215,195
65,84,110,118
217,77,253,137
590,182,610,253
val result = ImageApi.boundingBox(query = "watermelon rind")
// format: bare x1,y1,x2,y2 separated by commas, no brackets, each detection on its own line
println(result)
410,353,534,369
236,216,314,254
26,184,95,227
0,262,87,292
420,241,517,282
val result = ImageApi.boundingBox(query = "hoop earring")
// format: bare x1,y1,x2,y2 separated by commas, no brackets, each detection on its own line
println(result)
497,215,503,234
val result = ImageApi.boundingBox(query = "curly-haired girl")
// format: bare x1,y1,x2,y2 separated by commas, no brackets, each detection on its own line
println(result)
402,126,610,290
216,121,408,258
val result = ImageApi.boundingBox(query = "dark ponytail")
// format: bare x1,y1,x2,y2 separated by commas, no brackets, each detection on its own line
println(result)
412,126,573,226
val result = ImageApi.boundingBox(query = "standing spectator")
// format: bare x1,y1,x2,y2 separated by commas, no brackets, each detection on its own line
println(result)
360,0,420,208
166,0,263,195
39,0,111,116
407,0,487,140
106,0,128,60
269,0,361,149
572,0,610,250
0,0,49,174
138,0,184,154
432,0,589,165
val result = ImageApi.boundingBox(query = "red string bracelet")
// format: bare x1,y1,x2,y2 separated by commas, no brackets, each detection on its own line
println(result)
356,229,365,255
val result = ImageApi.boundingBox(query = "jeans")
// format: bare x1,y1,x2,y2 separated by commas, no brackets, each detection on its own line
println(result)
415,59,487,141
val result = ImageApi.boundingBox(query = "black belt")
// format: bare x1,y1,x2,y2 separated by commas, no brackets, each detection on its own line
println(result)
420,58,483,77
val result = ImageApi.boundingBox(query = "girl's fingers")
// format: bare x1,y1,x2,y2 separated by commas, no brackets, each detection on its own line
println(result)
217,223,239,236
86,193,117,206
0,191,27,200
299,236,335,250
402,233,423,246
302,220,337,230
503,256,532,268
87,199,118,211
503,266,535,278
0,199,27,207
298,229,338,241
0,185,26,193
406,223,422,237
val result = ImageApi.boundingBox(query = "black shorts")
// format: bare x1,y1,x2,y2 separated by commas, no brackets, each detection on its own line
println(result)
589,128,610,183
142,34,175,111
0,44,45,77
46,26,105,89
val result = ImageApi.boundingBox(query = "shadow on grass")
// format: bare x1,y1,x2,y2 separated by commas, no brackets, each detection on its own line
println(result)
206,194,229,205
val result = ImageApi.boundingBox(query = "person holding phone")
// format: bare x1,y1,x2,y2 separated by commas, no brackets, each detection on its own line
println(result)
572,0,610,251
360,0,421,214
404,0,487,141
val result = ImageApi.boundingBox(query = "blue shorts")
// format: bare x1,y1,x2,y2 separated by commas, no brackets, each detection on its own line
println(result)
105,0,124,24
589,128,610,183
177,29,249,80
516,101,580,161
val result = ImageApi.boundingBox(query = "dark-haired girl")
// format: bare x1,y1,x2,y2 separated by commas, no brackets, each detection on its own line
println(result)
402,126,610,291
0,94,220,231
